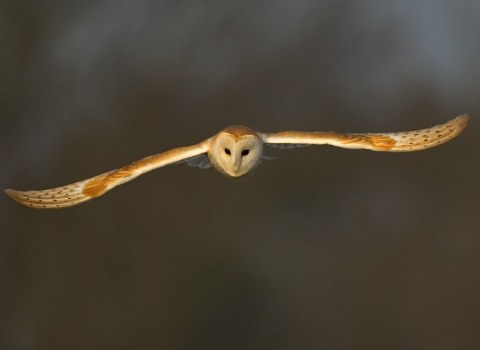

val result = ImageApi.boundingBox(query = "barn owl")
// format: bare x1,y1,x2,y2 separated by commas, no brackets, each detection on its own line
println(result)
5,115,469,209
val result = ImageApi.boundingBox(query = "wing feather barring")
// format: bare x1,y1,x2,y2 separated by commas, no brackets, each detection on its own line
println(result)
6,115,469,209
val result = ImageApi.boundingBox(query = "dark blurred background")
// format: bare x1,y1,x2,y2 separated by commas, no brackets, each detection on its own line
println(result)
1,1,479,349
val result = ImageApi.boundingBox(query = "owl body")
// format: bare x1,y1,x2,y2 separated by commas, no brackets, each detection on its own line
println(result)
5,115,469,209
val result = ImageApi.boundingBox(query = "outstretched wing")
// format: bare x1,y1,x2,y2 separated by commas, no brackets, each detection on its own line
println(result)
5,141,210,209
260,115,469,152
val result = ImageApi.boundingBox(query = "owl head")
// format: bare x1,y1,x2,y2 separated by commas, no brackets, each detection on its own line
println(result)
208,126,263,178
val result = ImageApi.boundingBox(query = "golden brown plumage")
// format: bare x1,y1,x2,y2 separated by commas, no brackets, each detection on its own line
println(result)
5,143,209,209
260,115,469,151
5,115,469,209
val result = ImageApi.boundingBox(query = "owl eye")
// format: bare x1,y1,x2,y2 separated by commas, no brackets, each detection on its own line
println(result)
225,149,231,155
242,150,249,156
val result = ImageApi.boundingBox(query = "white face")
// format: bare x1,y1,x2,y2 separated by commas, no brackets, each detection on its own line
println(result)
212,134,263,177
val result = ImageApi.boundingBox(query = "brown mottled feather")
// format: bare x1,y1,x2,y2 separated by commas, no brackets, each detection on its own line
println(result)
383,115,469,151
5,143,208,209
4,175,106,209
260,115,468,152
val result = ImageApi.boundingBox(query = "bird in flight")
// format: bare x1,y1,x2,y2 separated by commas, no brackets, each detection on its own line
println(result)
5,115,469,209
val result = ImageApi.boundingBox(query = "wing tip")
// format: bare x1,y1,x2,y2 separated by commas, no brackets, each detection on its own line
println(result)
5,188,28,207
452,114,469,137
456,114,469,126
5,187,89,209
5,188,18,200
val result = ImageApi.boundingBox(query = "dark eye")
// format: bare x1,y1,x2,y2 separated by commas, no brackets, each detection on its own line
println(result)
225,149,231,155
242,150,249,156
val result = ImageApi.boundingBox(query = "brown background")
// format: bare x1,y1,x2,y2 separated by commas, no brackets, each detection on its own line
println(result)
1,1,479,349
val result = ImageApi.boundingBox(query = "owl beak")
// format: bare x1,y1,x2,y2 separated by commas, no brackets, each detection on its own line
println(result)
231,151,241,175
